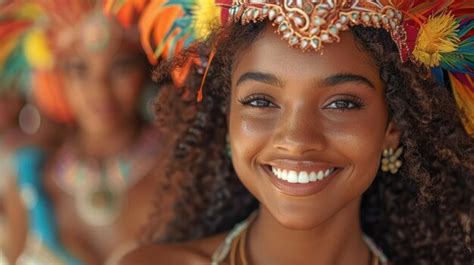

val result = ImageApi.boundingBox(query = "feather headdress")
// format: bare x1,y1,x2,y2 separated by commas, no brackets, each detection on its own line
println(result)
396,0,473,135
0,0,104,123
0,1,45,93
104,0,222,87
106,0,473,136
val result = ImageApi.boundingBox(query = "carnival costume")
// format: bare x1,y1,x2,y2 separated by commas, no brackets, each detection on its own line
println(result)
0,1,163,263
15,147,83,265
106,0,473,263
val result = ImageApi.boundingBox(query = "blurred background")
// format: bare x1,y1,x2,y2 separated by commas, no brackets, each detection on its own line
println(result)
0,1,172,264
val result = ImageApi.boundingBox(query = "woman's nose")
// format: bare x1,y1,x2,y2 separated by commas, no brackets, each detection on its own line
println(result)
272,104,328,156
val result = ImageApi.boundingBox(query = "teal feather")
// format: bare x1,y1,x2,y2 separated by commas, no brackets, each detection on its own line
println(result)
165,0,195,16
184,32,196,47
166,26,193,60
431,67,445,84
440,18,474,74
165,0,196,9
441,37,474,74
457,18,473,37
154,16,194,59
1,39,31,93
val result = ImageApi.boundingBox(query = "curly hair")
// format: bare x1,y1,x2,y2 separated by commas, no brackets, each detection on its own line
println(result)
144,21,473,265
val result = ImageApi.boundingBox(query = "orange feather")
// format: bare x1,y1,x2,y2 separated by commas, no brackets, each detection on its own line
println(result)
32,70,74,123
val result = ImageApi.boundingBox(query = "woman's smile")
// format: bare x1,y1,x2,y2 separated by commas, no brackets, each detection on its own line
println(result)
261,160,342,196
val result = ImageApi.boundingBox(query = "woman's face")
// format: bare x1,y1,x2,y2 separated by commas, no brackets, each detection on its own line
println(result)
57,17,147,134
229,26,399,229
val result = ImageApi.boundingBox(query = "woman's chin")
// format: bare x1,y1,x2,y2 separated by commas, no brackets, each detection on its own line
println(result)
269,209,336,231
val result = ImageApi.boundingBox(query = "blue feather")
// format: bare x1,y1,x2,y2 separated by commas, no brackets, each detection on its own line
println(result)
431,67,445,85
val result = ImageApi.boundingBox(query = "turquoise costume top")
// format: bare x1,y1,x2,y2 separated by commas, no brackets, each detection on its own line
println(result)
15,146,82,265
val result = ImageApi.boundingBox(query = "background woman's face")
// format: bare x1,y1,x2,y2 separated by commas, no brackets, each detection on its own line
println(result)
229,26,398,229
57,17,147,134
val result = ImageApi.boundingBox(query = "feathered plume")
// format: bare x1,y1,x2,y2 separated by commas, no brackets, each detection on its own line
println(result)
0,0,94,123
0,2,44,93
104,0,222,86
395,0,474,136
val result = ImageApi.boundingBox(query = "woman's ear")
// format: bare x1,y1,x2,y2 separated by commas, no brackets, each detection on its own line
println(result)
383,120,401,149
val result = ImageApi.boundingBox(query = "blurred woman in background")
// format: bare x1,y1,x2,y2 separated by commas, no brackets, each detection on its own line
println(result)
1,1,172,264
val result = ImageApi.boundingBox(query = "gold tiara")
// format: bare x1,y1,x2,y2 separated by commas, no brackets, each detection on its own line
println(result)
228,0,407,56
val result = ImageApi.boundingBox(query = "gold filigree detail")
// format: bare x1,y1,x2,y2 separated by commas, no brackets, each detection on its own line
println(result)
229,0,406,55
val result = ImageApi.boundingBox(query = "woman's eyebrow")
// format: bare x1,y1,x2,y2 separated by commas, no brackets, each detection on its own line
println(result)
236,71,283,88
320,73,375,89
235,72,375,90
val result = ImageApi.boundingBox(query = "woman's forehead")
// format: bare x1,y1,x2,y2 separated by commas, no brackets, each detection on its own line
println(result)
232,26,382,89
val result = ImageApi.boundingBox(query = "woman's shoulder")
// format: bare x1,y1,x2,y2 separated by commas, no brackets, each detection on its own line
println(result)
118,233,227,265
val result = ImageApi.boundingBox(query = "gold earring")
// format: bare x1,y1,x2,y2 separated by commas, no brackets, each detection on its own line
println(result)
381,147,403,174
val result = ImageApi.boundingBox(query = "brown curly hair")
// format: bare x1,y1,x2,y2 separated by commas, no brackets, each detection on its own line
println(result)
144,22,473,265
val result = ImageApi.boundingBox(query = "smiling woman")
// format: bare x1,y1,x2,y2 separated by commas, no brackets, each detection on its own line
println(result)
228,28,396,234
120,1,472,265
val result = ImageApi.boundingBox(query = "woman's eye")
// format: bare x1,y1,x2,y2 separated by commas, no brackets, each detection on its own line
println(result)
249,99,273,107
325,99,363,110
239,95,277,108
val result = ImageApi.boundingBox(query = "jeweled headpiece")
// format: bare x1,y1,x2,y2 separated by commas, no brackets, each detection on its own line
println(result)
229,0,406,55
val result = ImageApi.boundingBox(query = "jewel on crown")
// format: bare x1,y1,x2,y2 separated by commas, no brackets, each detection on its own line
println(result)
229,0,406,55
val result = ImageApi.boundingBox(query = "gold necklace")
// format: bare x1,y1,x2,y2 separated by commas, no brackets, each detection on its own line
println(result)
229,224,379,265
212,212,387,265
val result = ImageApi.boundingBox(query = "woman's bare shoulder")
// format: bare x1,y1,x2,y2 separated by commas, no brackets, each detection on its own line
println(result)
118,233,227,265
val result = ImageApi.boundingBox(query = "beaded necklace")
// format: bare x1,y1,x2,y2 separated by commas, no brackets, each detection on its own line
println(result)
53,127,161,226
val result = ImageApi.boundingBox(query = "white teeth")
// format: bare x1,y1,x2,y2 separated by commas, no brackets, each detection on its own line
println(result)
325,169,331,177
271,166,335,184
298,171,309,184
316,170,324,180
325,168,335,177
287,171,298,183
309,172,317,182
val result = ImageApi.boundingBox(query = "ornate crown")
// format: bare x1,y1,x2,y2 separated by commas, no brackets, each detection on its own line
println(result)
229,0,407,56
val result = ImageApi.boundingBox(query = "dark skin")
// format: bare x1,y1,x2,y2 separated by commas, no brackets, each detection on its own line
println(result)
0,91,24,132
1,97,64,262
0,92,25,251
4,17,172,265
120,26,400,265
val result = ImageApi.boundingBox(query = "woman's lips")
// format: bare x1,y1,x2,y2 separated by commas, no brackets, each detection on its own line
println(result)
264,164,339,196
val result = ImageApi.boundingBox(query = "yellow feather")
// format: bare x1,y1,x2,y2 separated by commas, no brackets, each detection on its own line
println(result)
449,73,474,137
192,0,221,40
412,13,459,67
24,29,54,70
